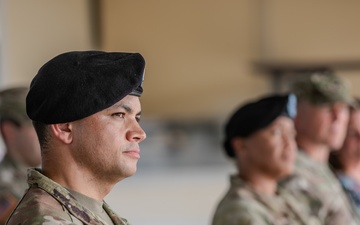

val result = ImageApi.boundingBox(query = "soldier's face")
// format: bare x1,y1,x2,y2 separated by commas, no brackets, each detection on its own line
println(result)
70,95,146,183
14,122,41,167
295,101,349,150
240,117,297,179
337,109,360,162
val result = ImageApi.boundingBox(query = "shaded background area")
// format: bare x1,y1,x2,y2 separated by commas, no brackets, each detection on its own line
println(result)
106,164,235,225
2,1,360,224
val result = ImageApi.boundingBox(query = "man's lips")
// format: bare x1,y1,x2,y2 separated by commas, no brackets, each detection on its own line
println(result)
123,149,140,159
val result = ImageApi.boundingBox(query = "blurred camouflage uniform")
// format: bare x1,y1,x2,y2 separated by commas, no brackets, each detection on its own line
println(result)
212,175,322,225
0,155,28,222
0,87,30,223
336,173,360,216
281,151,359,225
6,168,130,225
280,70,360,225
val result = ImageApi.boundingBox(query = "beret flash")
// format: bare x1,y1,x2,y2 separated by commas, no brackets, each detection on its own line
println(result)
26,51,145,124
223,93,297,158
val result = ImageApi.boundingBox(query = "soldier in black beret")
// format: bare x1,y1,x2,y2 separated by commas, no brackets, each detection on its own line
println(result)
222,94,297,158
6,51,147,224
212,94,322,225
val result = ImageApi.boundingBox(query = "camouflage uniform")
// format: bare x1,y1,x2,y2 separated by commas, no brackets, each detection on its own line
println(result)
0,155,28,223
0,87,35,223
336,173,360,216
212,175,323,225
6,168,130,225
280,151,360,225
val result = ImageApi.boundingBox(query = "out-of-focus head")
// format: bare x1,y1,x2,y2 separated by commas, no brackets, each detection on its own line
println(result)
223,93,298,179
0,87,29,125
223,94,297,157
0,87,41,167
330,98,360,170
293,69,352,150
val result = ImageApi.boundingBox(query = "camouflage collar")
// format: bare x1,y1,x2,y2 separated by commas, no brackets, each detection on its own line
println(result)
27,168,129,225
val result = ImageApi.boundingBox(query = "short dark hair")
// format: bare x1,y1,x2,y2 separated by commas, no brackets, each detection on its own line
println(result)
32,121,50,150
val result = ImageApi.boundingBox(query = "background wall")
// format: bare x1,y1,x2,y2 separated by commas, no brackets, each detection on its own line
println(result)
2,1,360,224
101,0,270,121
0,0,94,87
3,1,360,120
260,0,360,61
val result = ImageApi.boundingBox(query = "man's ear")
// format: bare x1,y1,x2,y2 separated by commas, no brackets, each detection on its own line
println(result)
50,123,73,144
231,137,246,156
0,121,17,143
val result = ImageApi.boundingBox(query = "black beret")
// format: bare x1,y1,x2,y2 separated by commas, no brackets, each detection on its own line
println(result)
26,51,145,124
223,93,297,158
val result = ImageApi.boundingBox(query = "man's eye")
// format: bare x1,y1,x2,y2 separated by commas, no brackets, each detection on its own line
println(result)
270,129,281,136
113,112,125,118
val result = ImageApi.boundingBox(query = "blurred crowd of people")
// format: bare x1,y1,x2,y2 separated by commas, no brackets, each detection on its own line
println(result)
1,62,360,224
212,69,360,225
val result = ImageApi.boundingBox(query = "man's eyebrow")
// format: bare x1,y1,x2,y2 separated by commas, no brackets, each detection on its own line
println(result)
112,103,142,115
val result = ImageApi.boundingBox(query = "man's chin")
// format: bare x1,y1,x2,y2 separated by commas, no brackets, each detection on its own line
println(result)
277,166,294,180
329,142,343,151
124,166,138,178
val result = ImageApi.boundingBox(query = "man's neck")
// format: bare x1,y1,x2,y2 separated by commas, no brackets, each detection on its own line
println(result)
42,155,117,201
239,171,277,195
342,160,360,184
297,137,329,163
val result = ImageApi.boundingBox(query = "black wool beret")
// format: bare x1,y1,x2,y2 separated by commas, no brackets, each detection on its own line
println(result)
26,51,145,124
223,93,297,158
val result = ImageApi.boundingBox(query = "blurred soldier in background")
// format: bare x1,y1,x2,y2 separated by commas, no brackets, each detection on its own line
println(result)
280,69,360,225
0,87,41,224
329,97,360,216
212,93,322,225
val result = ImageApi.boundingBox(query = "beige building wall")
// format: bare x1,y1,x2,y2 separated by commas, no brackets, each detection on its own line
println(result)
260,0,360,61
1,0,94,88
259,0,360,98
2,2,360,224
2,1,360,119
100,0,360,120
100,0,271,121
